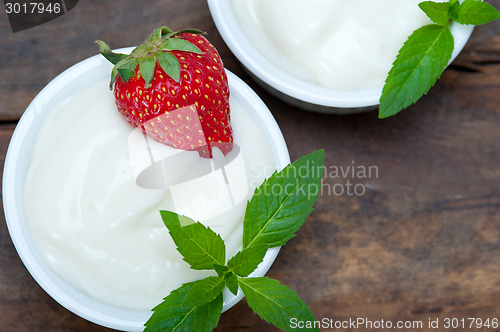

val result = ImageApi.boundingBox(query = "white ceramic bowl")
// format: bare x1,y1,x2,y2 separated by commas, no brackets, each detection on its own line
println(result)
208,0,475,114
2,48,290,331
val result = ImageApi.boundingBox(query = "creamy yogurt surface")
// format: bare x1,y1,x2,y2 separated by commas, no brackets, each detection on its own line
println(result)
231,0,440,90
24,78,276,310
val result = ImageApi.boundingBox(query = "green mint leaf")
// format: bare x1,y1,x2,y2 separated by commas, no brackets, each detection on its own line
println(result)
160,211,225,270
224,272,239,296
140,56,156,86
452,0,500,25
448,0,462,20
163,28,205,39
116,68,136,82
182,276,225,308
150,26,174,41
243,150,324,249
145,282,222,332
419,1,451,25
109,67,119,89
106,53,138,88
238,277,318,332
157,51,181,82
162,38,203,54
227,244,269,277
379,24,454,118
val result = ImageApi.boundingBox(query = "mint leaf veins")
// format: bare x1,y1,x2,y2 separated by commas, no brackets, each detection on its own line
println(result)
419,1,452,25
243,150,324,249
238,277,319,332
452,0,500,25
182,276,226,308
145,150,324,332
379,24,454,118
144,281,223,332
160,211,225,270
379,0,500,118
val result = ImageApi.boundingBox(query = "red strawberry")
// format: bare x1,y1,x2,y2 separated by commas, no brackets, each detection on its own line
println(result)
97,26,233,158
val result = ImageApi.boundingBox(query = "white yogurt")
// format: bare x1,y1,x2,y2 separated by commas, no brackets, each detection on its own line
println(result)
24,78,277,310
231,0,440,90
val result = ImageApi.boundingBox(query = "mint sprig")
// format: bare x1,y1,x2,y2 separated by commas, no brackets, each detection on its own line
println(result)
182,276,226,308
379,0,500,118
144,150,325,332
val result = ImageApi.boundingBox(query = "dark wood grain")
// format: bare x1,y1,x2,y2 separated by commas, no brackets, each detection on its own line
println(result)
1,1,500,331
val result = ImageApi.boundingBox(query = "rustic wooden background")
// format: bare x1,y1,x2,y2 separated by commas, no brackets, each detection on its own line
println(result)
1,1,499,331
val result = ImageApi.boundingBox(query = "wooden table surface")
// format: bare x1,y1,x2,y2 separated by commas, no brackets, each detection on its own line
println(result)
1,1,500,331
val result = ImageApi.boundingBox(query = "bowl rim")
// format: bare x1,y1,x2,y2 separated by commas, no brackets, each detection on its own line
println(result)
208,0,475,109
2,48,290,331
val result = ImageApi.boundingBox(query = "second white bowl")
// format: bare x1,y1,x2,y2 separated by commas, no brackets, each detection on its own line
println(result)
208,0,475,114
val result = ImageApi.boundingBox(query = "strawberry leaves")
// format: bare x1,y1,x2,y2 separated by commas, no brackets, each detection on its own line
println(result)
156,52,181,82
161,211,225,270
162,38,204,54
238,277,319,332
95,40,127,65
182,276,226,308
419,1,452,25
115,57,139,83
379,0,500,118
97,26,203,87
145,150,325,332
451,0,500,25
